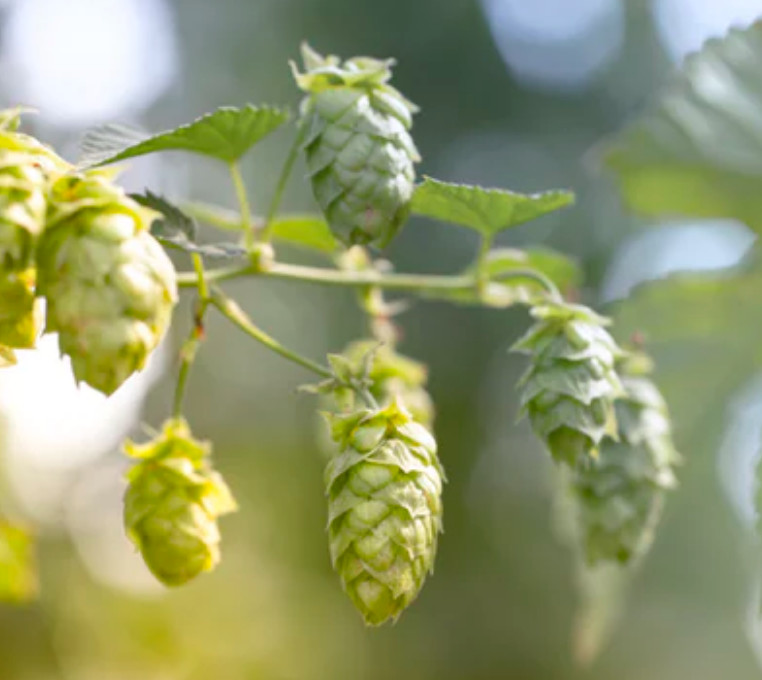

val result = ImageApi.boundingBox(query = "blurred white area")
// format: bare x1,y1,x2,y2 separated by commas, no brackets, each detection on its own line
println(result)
0,0,178,126
653,0,762,62
479,0,625,91
0,334,167,522
602,221,755,302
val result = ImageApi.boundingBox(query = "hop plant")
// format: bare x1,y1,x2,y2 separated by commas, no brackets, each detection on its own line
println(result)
512,302,624,468
38,171,177,395
123,418,237,587
292,44,420,248
325,400,444,625
566,353,680,565
0,110,67,349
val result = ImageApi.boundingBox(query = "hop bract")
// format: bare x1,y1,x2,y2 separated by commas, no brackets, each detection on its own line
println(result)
0,110,67,349
325,400,444,625
292,44,419,248
123,419,237,587
568,354,680,565
38,171,177,395
513,302,624,467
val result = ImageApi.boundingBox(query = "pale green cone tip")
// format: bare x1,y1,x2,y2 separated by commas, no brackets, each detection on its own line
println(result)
292,45,420,249
324,400,444,625
38,171,177,395
123,419,237,587
512,301,625,468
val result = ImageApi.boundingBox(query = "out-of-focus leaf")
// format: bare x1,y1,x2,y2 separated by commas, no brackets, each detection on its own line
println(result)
604,22,762,232
480,247,582,292
0,523,37,603
80,105,290,167
411,177,574,237
269,215,339,254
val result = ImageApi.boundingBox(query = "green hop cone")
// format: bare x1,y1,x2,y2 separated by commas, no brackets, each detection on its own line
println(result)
123,418,237,587
325,400,444,625
38,171,177,395
0,109,68,349
512,301,624,468
292,44,420,248
567,353,680,565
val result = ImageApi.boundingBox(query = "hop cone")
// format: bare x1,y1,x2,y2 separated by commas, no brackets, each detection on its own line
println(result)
325,400,444,625
38,171,177,395
292,44,420,248
123,419,237,587
513,302,624,467
0,110,67,348
567,354,680,565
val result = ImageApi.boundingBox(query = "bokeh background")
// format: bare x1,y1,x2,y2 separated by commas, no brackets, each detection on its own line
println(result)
0,0,761,678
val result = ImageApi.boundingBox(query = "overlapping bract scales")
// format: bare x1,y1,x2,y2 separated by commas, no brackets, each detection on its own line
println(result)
38,171,177,395
325,401,444,625
513,302,624,467
0,109,68,349
123,419,237,587
568,355,680,565
292,44,419,248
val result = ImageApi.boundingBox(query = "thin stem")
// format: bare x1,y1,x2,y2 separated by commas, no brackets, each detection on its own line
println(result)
229,162,255,249
475,234,493,293
210,290,332,379
261,123,307,242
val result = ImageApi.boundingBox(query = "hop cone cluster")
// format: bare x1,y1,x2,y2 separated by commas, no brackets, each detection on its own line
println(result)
38,171,177,395
513,302,624,467
0,110,67,349
567,354,680,565
123,419,237,586
292,44,420,248
325,400,444,625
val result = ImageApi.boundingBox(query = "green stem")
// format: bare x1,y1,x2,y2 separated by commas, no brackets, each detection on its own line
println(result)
475,234,493,293
210,290,332,379
261,123,307,242
229,162,255,249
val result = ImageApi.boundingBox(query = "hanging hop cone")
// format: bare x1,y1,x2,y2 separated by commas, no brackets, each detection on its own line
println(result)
123,419,237,587
38,171,177,395
512,301,624,468
292,44,420,248
566,353,680,565
324,400,444,625
0,109,68,349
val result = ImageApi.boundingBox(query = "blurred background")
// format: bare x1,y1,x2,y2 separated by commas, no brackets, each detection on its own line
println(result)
0,0,760,678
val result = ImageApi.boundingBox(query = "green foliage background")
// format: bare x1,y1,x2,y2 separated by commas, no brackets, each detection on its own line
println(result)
0,0,759,678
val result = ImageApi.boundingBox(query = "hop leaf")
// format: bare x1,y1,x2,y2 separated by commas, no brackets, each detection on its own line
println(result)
292,44,419,248
123,419,237,587
324,400,444,625
512,301,624,467
38,170,177,395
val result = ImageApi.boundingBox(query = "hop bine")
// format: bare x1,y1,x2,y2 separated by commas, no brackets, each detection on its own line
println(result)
512,301,624,468
0,109,68,349
123,419,237,587
292,44,419,248
565,353,680,565
38,170,177,395
324,400,444,625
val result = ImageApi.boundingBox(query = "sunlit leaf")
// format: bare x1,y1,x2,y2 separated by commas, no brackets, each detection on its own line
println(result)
80,105,290,167
411,176,574,236
0,523,37,603
604,22,762,232
269,215,339,254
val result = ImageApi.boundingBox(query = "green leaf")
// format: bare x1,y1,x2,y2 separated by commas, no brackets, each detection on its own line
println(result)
0,523,37,603
411,177,574,236
479,247,582,292
269,215,339,254
603,23,762,232
133,192,246,259
80,105,290,167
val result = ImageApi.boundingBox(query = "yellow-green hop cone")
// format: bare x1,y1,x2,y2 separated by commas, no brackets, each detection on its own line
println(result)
0,110,68,348
325,400,444,625
568,355,680,565
292,44,420,248
512,301,624,468
123,419,237,587
38,171,177,395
